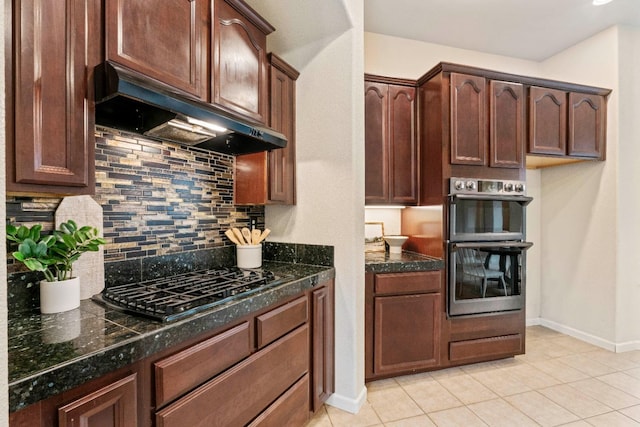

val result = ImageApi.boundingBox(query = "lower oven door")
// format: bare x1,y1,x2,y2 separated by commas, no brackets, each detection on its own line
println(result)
448,241,533,316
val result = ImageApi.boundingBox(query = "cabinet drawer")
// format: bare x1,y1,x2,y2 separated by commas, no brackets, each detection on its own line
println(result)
248,373,310,427
154,321,251,408
156,325,309,427
449,334,522,362
374,271,441,295
256,296,308,348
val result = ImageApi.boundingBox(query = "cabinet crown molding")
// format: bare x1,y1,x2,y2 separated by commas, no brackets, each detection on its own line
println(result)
417,62,612,97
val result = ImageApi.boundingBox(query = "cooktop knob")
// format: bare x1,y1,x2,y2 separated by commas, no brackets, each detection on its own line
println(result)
466,180,477,191
515,183,526,193
454,180,465,190
504,182,515,192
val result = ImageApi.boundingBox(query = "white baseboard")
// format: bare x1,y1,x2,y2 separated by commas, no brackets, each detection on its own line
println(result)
526,317,542,327
536,318,627,352
614,340,640,352
325,385,367,414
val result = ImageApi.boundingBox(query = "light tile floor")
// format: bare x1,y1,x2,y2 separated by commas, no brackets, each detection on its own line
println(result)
309,326,640,426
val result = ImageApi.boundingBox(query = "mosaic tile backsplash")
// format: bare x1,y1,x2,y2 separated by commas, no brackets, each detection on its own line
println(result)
7,127,264,273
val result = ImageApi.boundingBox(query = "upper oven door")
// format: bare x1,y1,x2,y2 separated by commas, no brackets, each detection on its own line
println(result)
449,194,532,242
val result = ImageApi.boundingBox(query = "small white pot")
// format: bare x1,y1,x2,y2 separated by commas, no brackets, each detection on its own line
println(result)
39,277,81,314
237,244,262,269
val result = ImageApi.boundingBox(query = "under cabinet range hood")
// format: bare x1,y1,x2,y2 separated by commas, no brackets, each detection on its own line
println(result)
94,61,287,155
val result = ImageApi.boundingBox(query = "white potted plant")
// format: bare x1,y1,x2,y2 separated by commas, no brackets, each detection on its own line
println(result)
7,220,106,314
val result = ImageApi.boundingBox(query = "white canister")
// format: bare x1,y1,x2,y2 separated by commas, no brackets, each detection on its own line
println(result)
236,244,262,269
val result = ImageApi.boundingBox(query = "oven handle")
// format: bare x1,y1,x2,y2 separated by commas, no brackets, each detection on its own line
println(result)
450,241,534,251
449,194,533,205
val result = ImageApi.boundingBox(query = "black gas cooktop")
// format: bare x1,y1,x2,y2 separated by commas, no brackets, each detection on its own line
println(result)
94,267,290,322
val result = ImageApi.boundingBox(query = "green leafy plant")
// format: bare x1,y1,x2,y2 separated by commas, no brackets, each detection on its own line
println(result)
7,220,106,282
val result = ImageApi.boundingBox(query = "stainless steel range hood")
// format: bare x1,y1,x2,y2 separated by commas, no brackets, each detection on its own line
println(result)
94,61,287,155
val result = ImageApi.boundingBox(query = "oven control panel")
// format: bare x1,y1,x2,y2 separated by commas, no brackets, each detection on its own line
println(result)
450,177,526,195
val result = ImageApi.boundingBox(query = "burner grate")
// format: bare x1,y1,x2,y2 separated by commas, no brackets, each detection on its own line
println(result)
99,267,282,321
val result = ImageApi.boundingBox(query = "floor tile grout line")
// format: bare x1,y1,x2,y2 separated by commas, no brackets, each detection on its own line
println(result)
320,326,640,427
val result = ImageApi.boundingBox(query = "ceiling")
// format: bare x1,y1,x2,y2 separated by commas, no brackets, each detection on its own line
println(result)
364,0,640,61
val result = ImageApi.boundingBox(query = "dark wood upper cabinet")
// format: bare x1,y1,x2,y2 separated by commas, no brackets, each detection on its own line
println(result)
7,0,100,195
529,87,605,160
528,86,567,156
235,54,299,205
365,81,389,203
450,73,487,166
490,81,524,168
267,54,299,204
212,0,273,124
389,85,418,204
365,76,417,205
568,92,606,159
105,0,208,99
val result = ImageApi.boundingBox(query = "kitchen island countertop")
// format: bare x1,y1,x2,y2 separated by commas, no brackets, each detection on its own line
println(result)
365,250,444,273
8,261,334,413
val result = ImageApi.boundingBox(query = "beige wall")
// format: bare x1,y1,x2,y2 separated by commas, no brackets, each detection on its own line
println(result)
616,26,640,346
365,32,540,79
537,27,620,347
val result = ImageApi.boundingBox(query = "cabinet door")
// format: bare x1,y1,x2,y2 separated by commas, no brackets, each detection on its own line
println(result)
58,374,137,427
450,73,487,166
311,282,335,412
9,0,99,193
389,85,418,204
568,92,605,159
105,0,208,98
268,55,298,204
374,293,440,375
234,54,298,205
490,81,524,168
365,81,389,204
212,0,270,123
528,86,567,155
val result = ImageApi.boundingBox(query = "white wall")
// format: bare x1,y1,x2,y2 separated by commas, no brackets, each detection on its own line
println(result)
1,1,8,423
537,27,620,347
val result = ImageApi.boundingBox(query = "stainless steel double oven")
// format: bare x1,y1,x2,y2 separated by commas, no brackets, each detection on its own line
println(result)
447,177,533,316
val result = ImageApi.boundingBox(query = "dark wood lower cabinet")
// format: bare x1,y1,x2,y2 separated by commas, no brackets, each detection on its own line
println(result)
248,374,310,427
156,325,309,427
58,374,138,427
10,367,142,427
311,282,335,412
9,280,334,427
366,271,442,381
374,293,440,375
366,269,526,380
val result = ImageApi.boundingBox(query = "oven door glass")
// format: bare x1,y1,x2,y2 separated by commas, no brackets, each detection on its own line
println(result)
448,241,532,316
449,194,532,242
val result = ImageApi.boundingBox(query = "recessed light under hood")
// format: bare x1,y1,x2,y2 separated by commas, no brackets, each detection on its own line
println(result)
94,61,287,155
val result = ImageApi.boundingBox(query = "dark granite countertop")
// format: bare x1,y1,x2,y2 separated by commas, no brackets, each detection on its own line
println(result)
8,261,335,413
365,250,444,273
